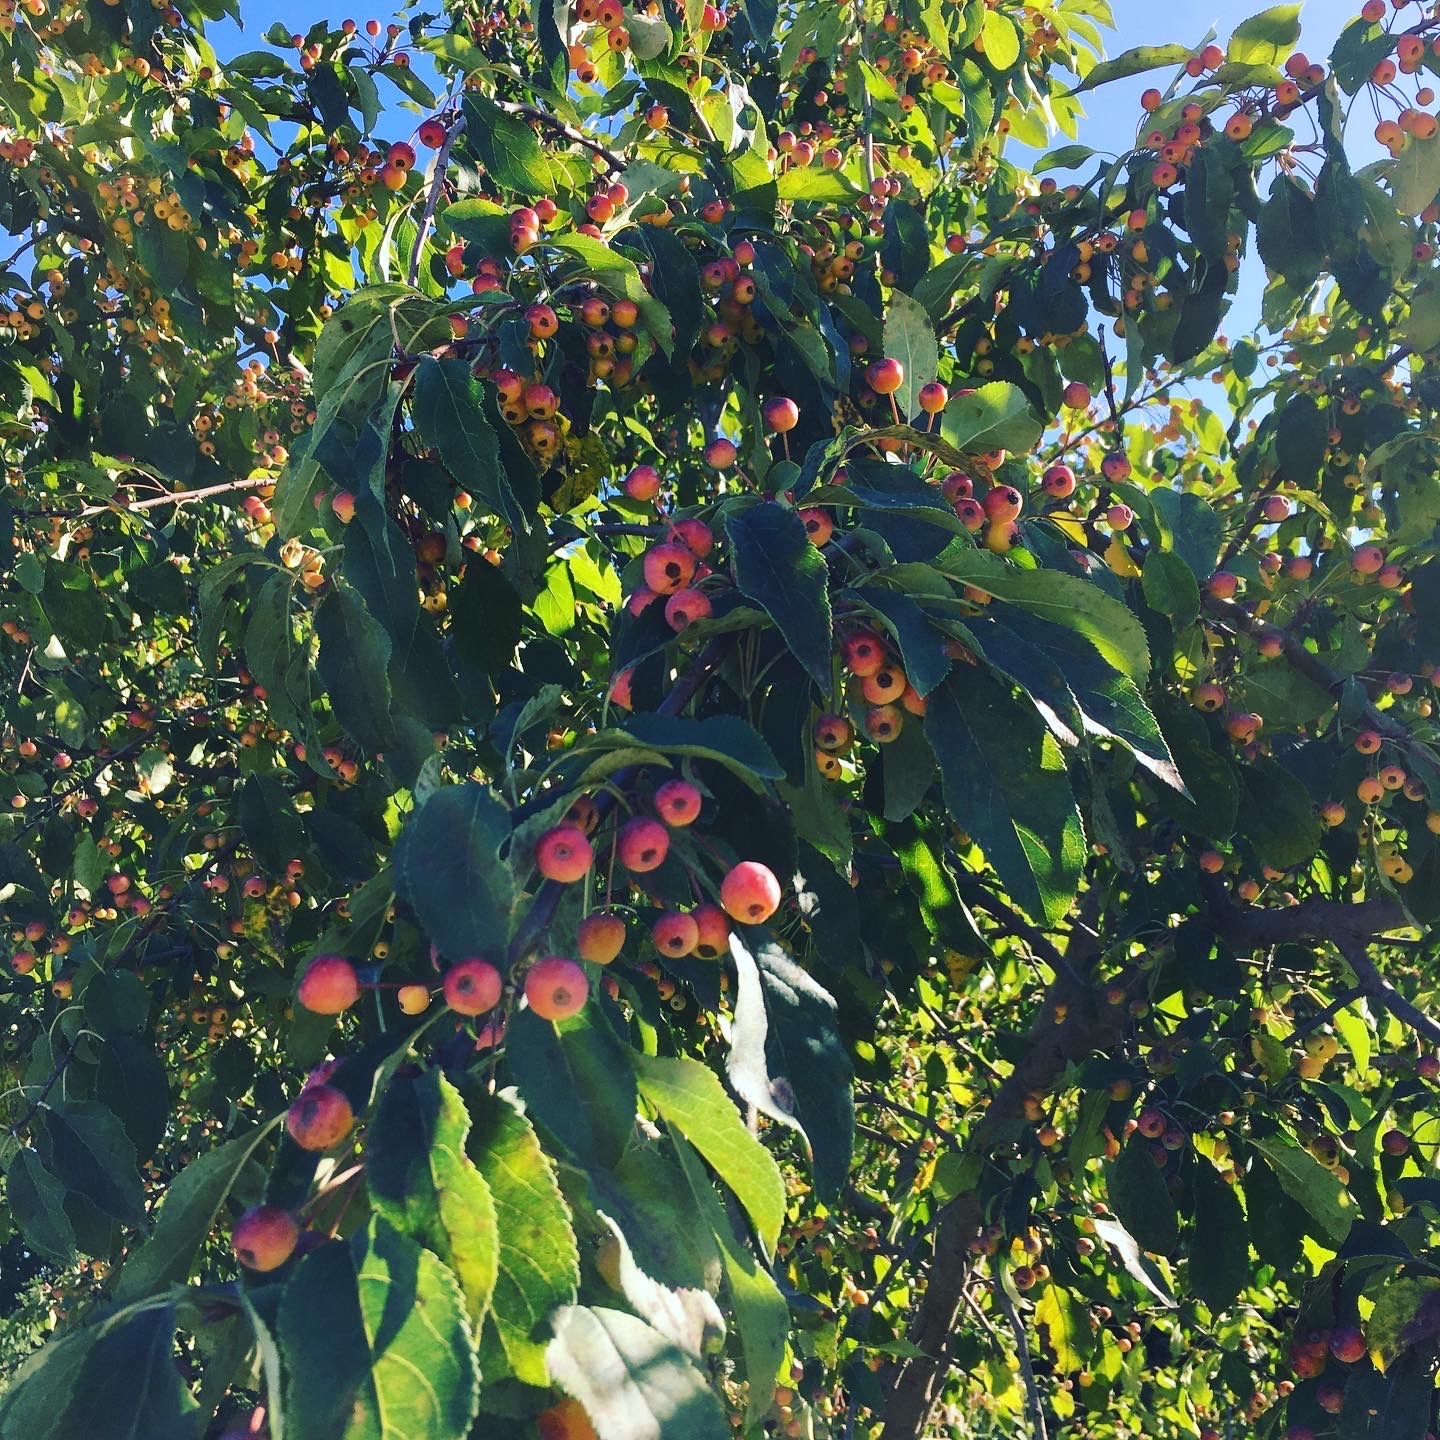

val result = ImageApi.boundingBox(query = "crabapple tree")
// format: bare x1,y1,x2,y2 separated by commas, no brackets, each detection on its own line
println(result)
0,0,1439,1436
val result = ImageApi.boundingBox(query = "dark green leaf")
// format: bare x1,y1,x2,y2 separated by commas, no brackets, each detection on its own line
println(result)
35,1103,146,1229
1189,1160,1249,1313
463,93,552,194
1106,1138,1179,1256
314,586,398,755
617,713,784,790
1238,759,1323,869
1256,176,1325,291
1251,1136,1354,1245
6,1149,76,1263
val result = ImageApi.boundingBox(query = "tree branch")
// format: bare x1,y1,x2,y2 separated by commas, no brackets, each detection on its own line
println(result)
407,116,466,289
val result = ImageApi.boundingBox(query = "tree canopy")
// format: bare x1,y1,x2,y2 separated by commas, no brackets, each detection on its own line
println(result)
1,0,1440,1436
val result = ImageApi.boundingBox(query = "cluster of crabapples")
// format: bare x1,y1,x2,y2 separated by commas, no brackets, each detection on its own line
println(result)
565,0,724,79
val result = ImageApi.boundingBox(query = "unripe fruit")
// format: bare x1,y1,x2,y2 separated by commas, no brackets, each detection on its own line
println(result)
232,1206,300,1272
1191,682,1226,712
1354,729,1382,755
652,910,700,957
763,396,800,432
1357,776,1384,805
298,954,360,1014
720,860,782,924
618,816,670,872
643,543,698,595
867,358,904,394
577,912,627,965
861,665,908,704
654,778,702,826
331,489,357,523
866,704,903,741
397,983,431,1014
525,956,589,1020
286,1084,354,1151
535,825,594,883
444,957,503,1015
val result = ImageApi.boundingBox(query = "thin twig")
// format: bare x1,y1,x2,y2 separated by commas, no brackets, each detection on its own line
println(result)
994,1268,1048,1440
407,116,466,289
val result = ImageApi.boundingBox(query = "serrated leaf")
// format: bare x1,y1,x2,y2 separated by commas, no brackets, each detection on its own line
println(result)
34,1103,146,1229
1064,42,1192,95
394,782,515,960
615,713,784,791
1256,176,1325,290
1033,1283,1092,1373
1251,1136,1354,1245
545,233,673,356
634,1050,786,1257
883,290,939,425
724,501,833,689
367,1071,499,1334
939,381,1042,455
315,585,398,756
1228,4,1301,65
547,1306,731,1440
464,93,552,194
1189,1160,1248,1313
922,666,1085,927
279,1218,479,1440
1091,1217,1177,1306
723,933,854,1203
1106,1139,1179,1256
6,1149,76,1263
465,1089,579,1385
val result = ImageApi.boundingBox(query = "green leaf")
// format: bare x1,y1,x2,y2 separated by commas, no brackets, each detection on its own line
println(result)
547,1306,731,1440
1142,550,1200,626
1391,135,1440,216
1337,1350,1434,1440
724,502,834,689
394,782,515,959
1275,391,1329,484
615,713,784,790
1064,42,1192,95
116,1129,272,1302
96,1035,170,1162
6,1149,76,1263
776,168,864,202
279,1218,479,1440
883,290,940,425
923,666,1085,926
465,1089,579,1385
942,549,1150,683
1251,1136,1354,1245
859,585,952,696
1090,1217,1177,1306
546,233,674,356
1256,176,1325,291
980,9,1020,68
1364,1275,1440,1372
1033,1283,1092,1372
1237,759,1323,869
34,1102,146,1229
939,381,1043,455
633,1051,786,1257
507,1005,638,1169
315,585,398,756
410,357,536,531
367,1071,499,1334
463,93,552,195
1227,4,1301,65
669,1132,788,1423
1184,144,1235,262
724,935,854,1203
1189,1161,1248,1313
1106,1139,1180,1256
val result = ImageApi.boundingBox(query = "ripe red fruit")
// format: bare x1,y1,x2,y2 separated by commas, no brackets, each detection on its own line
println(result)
418,118,447,148
444,957,503,1015
232,1206,300,1272
982,485,1022,523
867,358,904,395
525,956,590,1020
297,954,360,1014
652,910,700,957
800,508,834,546
577,912,627,965
664,588,712,631
1106,503,1134,531
815,713,854,751
1329,1326,1366,1364
526,303,559,338
705,438,738,469
918,381,948,414
654,778,702,826
1101,452,1131,481
286,1084,354,1151
720,860,782,924
691,902,731,959
643,542,698,595
1041,464,1076,498
1352,544,1385,575
1206,570,1239,599
618,816,670,872
763,396,800,432
669,517,714,557
842,630,886,676
535,825,594,882
624,464,661,501
1061,380,1091,409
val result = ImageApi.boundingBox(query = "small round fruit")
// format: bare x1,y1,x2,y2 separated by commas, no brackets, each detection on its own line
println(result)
298,954,360,1014
444,957,503,1016
654,778,703,827
618,816,670,872
397,983,432,1015
525,957,590,1021
918,381,948,414
867,358,904,394
652,910,700,957
664,588,712,631
1041,464,1076,498
1062,380,1091,409
763,397,800,432
815,713,854,751
692,902,731,959
232,1206,300,1272
799,508,833,546
624,464,662,501
577,912,627,965
720,861,782,925
642,543,698,595
535,825,595,883
286,1084,354,1151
